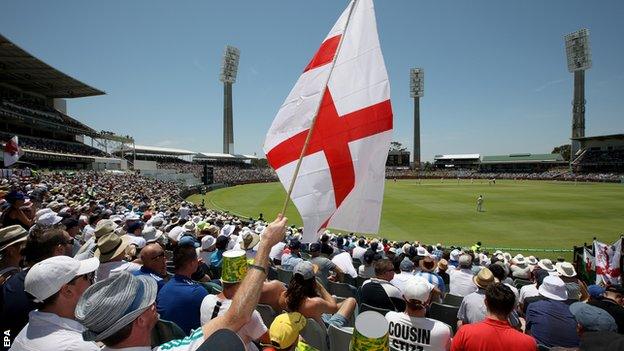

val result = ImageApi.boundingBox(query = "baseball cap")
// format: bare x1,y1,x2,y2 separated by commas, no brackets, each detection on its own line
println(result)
587,285,605,299
293,261,315,280
403,279,434,304
269,312,307,349
569,302,618,332
25,256,100,303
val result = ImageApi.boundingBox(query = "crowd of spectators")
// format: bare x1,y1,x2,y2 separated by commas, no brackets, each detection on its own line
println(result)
386,168,624,182
1,98,90,132
1,170,623,350
1,132,109,157
157,161,279,185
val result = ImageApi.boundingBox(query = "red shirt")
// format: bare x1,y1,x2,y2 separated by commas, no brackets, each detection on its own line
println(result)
451,317,536,351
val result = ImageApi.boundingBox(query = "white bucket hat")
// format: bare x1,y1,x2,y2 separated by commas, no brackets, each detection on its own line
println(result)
538,259,555,272
538,276,568,301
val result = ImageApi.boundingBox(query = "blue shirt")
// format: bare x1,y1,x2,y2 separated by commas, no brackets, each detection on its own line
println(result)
0,270,35,344
526,299,579,348
132,266,166,291
157,274,208,335
281,253,303,271
210,250,224,268
414,271,446,293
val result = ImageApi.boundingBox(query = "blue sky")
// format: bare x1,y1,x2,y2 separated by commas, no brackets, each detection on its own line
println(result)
1,0,623,161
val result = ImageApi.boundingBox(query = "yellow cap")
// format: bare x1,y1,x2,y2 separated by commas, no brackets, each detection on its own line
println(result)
269,312,307,349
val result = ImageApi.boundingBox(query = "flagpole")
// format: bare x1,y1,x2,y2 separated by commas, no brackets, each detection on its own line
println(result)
280,0,360,215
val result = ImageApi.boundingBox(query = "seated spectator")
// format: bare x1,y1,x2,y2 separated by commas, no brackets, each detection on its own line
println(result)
197,235,216,264
488,263,518,300
267,312,315,351
0,225,28,283
386,279,452,351
587,284,605,301
361,259,405,311
74,219,117,260
95,233,140,280
457,268,497,328
451,283,536,351
509,254,530,279
390,258,418,294
556,261,587,301
11,256,100,350
518,269,542,306
520,269,550,315
126,221,147,250
1,228,73,341
308,242,343,288
449,254,477,297
569,301,619,350
526,276,580,348
269,240,287,265
436,259,450,292
280,239,303,271
358,249,378,278
588,284,624,334
278,261,356,329
200,251,269,350
209,235,229,275
415,256,446,295
157,245,208,334
133,243,168,291
352,238,368,262
1,191,34,230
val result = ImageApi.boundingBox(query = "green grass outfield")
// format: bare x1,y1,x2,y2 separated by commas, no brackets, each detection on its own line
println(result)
187,179,624,259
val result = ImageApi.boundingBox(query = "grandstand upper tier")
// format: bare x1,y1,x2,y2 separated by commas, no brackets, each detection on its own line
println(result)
0,33,119,167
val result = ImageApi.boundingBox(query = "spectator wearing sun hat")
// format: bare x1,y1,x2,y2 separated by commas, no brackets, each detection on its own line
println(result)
510,254,531,279
0,225,29,283
10,256,100,351
126,221,147,249
537,258,557,275
556,261,587,301
74,219,118,260
386,278,452,351
457,268,499,327
95,232,140,281
197,235,216,264
526,275,579,348
415,256,446,295
1,190,33,230
449,254,478,297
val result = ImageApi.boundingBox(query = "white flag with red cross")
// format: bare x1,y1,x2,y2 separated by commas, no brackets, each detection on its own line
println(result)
3,135,24,167
264,0,393,242
594,238,622,285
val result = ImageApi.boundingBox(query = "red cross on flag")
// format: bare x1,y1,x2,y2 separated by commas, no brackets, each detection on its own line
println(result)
3,135,23,167
264,0,393,242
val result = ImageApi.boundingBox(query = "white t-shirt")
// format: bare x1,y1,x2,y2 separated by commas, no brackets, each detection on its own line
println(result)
82,224,96,242
200,294,267,351
519,283,539,303
391,272,420,295
385,311,452,351
448,268,477,297
363,278,403,300
352,246,367,261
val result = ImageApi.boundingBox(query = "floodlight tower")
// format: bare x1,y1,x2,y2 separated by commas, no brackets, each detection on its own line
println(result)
410,68,424,169
564,29,592,159
220,45,240,154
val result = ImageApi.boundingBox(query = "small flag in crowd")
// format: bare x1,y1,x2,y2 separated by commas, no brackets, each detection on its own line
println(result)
3,135,24,167
264,0,393,242
580,246,596,284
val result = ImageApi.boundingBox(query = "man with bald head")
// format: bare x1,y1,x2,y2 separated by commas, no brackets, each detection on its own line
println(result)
132,243,168,291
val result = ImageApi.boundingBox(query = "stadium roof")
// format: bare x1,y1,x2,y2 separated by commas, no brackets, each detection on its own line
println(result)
0,34,104,98
116,144,196,156
571,133,624,142
434,154,480,160
194,152,258,160
481,153,565,164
